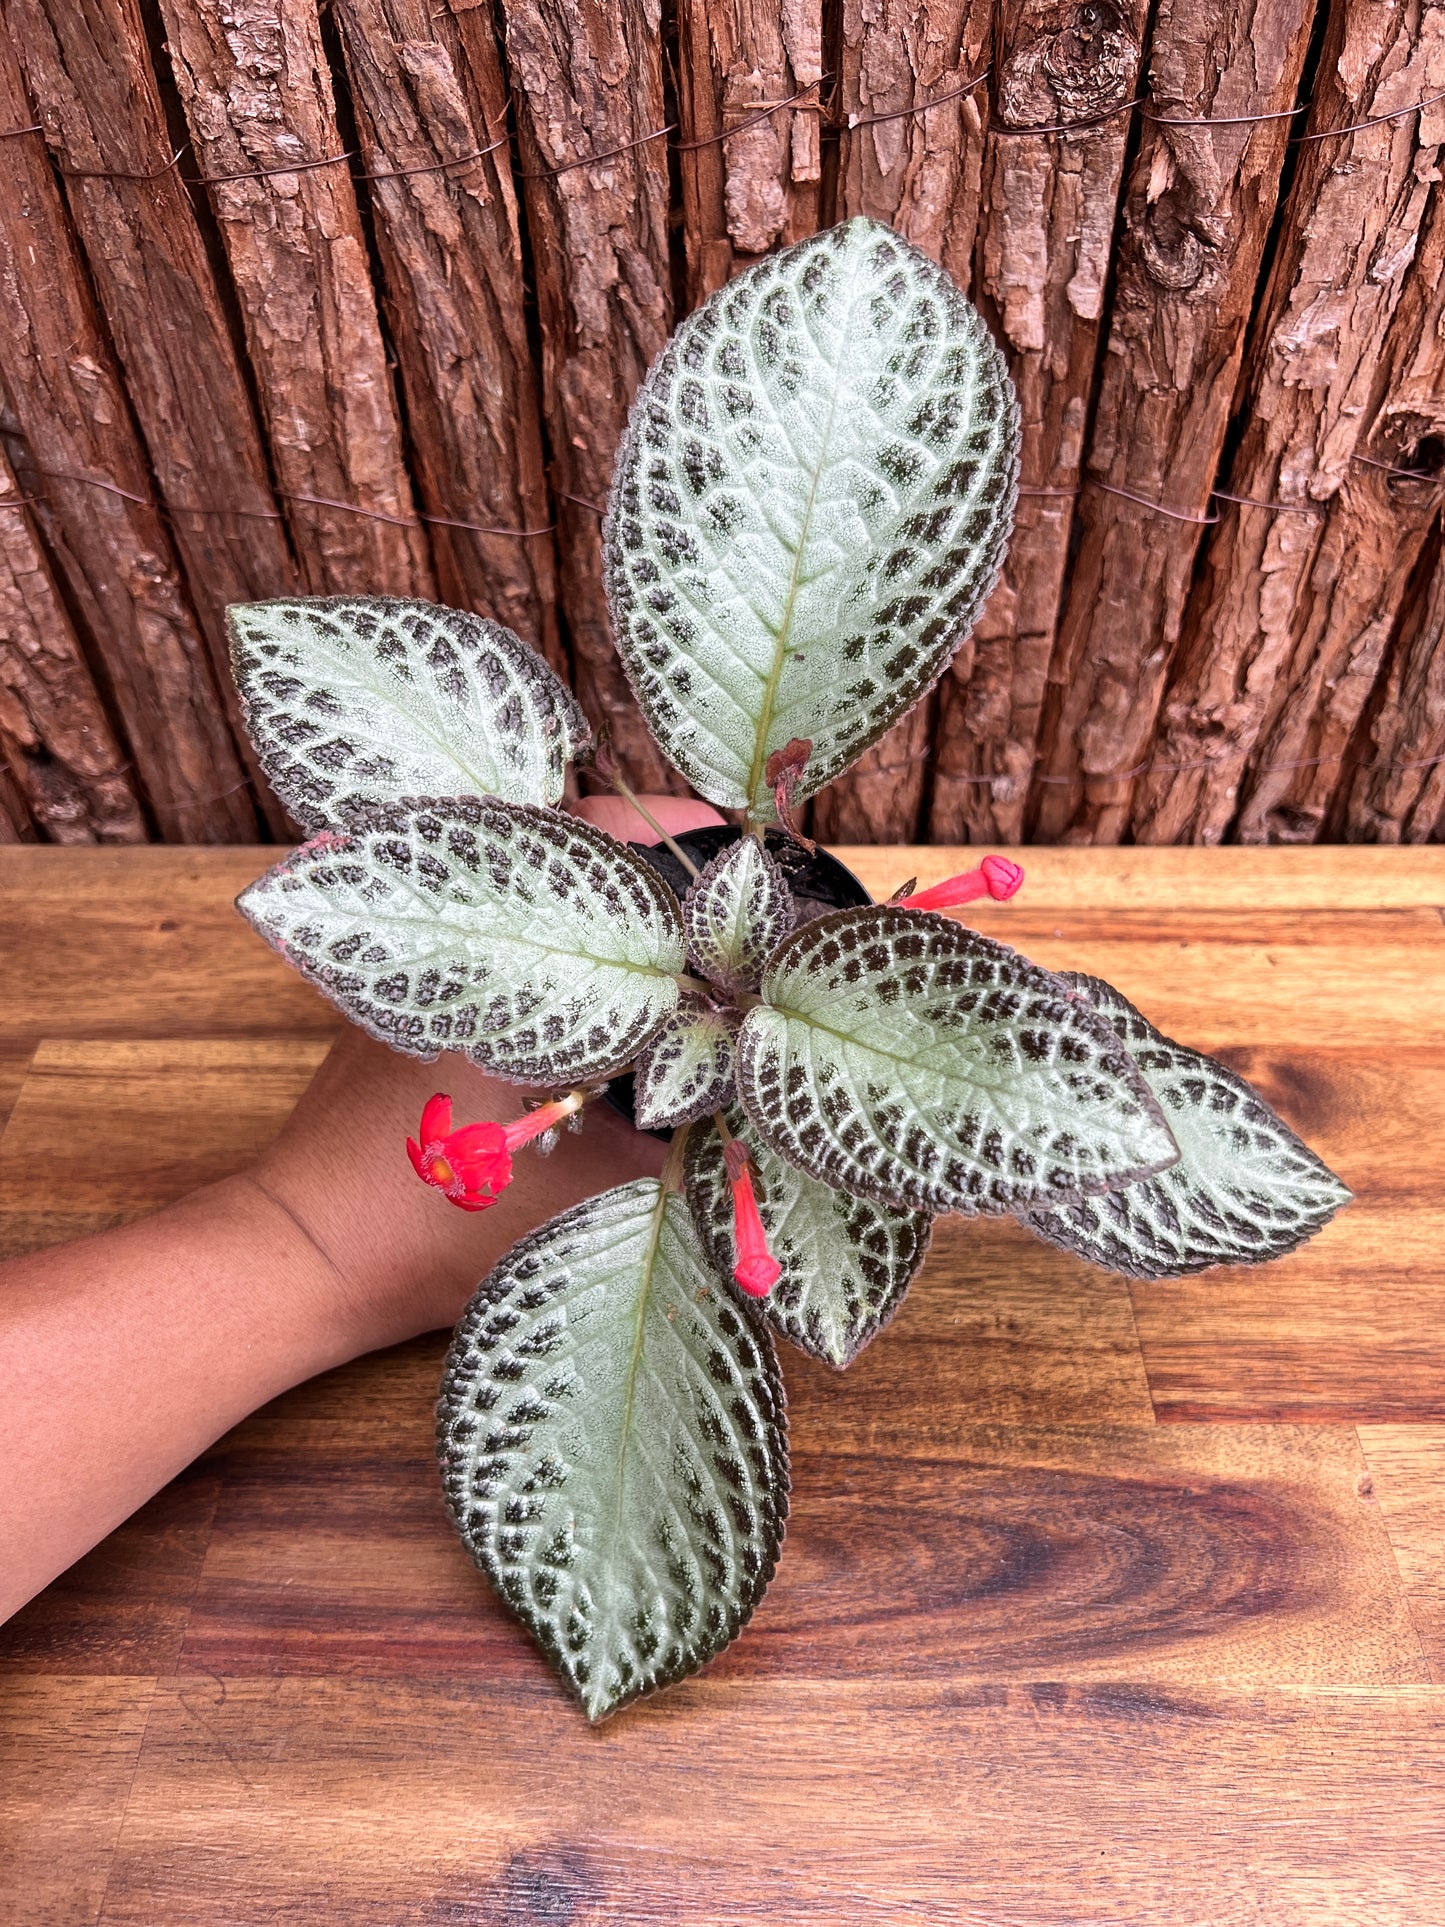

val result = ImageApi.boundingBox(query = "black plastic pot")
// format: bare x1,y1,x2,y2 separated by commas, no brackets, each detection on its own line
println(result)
607,826,873,1136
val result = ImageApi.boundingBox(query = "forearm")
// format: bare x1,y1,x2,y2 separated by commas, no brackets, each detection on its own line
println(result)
0,1042,665,1620
0,1176,353,1617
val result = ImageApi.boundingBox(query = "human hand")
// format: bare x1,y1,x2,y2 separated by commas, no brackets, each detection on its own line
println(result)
246,793,725,1355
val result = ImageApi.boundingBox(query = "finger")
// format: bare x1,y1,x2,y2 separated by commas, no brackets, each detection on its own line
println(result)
570,794,726,844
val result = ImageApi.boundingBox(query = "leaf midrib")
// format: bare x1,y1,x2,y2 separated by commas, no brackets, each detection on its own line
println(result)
317,647,542,804
755,994,1145,1114
326,862,683,981
743,246,866,815
606,1183,670,1648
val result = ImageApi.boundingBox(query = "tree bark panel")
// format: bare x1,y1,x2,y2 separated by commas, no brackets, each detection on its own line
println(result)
0,22,255,842
1132,0,1445,846
1343,526,1445,843
0,763,31,841
675,0,824,306
13,0,303,835
332,0,561,670
157,0,436,602
0,453,147,844
1225,184,1445,846
927,0,1149,847
1028,0,1319,845
497,0,679,792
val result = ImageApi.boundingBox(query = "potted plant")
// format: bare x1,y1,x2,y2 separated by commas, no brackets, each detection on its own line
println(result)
228,219,1349,1720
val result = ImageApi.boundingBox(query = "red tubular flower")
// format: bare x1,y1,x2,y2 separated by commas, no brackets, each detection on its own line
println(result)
904,853,1025,912
724,1139,781,1298
407,1091,584,1213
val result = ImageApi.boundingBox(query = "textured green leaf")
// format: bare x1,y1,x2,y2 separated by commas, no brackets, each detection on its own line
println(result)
1022,974,1352,1278
683,836,794,994
686,1107,933,1368
238,797,684,1084
437,1179,789,1720
736,906,1178,1215
605,217,1019,816
229,595,591,829
633,996,738,1130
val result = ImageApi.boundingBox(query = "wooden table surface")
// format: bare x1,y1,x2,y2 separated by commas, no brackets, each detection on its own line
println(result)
2,845,1443,1925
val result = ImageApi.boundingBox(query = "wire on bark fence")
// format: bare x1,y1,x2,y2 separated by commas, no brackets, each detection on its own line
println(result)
3,68,1444,826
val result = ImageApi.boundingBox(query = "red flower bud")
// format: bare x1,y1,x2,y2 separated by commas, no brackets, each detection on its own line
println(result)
407,1092,585,1212
904,855,1025,913
724,1139,781,1298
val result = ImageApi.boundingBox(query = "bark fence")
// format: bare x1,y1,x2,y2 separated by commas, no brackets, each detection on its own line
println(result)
1,0,1442,845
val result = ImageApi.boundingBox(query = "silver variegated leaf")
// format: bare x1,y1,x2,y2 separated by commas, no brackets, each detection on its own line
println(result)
229,595,591,829
683,836,794,994
604,217,1020,817
633,996,738,1130
686,1107,933,1368
736,907,1178,1215
238,797,683,1084
437,1179,789,1721
1022,974,1352,1278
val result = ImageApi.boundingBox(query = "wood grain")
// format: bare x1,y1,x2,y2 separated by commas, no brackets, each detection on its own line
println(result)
3,845,1444,1923
0,1465,218,1677
0,849,337,1041
0,1677,155,1927
181,1403,1422,1688
0,1038,329,1256
157,0,436,601
835,841,1445,908
89,1678,1445,1925
0,20,255,844
1359,1425,1445,1677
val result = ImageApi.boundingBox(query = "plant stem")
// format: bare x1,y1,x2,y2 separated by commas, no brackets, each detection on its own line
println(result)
604,771,701,878
675,972,718,999
661,1121,692,1192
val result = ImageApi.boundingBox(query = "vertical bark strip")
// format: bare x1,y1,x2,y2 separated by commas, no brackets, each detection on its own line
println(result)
1225,191,1445,844
812,0,992,844
0,23,255,842
674,0,824,306
12,0,300,833
157,0,436,601
332,0,560,667
0,448,146,843
1029,0,1319,844
497,0,678,791
0,760,31,840
927,0,1148,846
1133,0,1445,845
1343,526,1445,842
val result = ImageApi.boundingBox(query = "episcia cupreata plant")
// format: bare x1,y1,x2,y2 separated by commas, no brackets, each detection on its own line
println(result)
228,219,1350,1720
